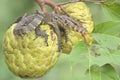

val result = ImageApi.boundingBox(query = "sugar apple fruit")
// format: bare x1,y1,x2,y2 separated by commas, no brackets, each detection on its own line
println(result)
3,24,60,78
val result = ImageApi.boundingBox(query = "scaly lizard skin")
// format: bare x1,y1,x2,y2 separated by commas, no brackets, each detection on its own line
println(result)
14,11,88,52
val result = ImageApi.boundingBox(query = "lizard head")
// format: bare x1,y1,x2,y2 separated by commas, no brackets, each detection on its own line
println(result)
13,13,34,36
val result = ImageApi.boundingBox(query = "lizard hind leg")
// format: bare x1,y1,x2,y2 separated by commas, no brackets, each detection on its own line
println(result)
48,22,62,52
34,25,49,46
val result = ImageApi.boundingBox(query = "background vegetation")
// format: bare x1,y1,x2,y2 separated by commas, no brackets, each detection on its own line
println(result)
0,0,120,80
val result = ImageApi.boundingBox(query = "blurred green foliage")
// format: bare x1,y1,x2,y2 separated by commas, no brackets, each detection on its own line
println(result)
1,0,120,80
0,1,35,80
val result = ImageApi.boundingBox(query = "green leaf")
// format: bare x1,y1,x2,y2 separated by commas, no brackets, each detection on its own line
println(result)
86,64,120,80
86,64,101,80
94,21,120,36
101,5,120,21
92,33,120,50
69,41,89,65
88,3,120,25
64,34,120,79
101,64,120,80
67,41,91,80
103,1,120,17
90,33,120,66
90,45,120,66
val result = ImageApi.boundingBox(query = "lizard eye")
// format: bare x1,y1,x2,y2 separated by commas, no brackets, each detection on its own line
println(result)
22,24,27,26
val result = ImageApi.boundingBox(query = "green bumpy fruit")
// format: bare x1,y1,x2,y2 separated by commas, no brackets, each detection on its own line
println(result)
3,24,60,78
61,2,94,54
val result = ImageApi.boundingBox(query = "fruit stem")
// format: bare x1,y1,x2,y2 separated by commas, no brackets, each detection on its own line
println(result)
34,0,104,13
34,0,59,13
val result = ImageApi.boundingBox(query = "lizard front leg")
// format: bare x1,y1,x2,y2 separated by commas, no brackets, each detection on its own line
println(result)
34,24,49,46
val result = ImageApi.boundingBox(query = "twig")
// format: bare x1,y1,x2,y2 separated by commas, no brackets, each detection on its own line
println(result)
34,0,59,13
